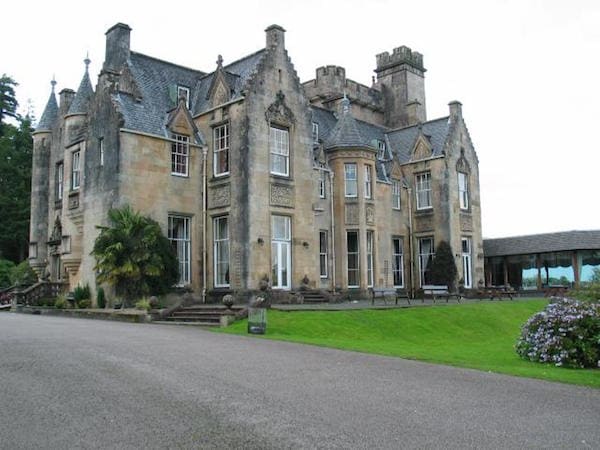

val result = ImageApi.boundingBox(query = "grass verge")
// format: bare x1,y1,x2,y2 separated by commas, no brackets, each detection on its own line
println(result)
218,299,599,388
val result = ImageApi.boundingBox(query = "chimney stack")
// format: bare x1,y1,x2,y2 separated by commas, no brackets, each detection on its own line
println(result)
103,23,132,73
59,89,75,116
265,24,286,52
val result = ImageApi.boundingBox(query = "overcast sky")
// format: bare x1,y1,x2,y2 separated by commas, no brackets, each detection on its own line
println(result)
4,0,599,238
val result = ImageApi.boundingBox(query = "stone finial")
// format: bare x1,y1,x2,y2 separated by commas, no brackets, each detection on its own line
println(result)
216,54,223,68
341,93,350,115
51,76,57,92
84,52,91,72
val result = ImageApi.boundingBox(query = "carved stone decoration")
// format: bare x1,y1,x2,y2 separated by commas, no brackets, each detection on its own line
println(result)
68,192,79,210
365,204,375,225
49,216,62,244
209,184,230,209
414,213,434,232
270,183,294,208
345,204,359,225
265,90,295,126
413,138,432,160
460,213,473,231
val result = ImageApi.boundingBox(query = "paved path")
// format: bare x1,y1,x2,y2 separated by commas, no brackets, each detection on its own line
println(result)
1,313,598,449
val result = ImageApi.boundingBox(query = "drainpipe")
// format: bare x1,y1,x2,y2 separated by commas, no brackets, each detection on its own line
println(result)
202,146,208,304
405,187,415,299
329,171,336,291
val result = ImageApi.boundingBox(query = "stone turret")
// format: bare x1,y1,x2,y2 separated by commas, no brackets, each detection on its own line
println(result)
375,45,427,128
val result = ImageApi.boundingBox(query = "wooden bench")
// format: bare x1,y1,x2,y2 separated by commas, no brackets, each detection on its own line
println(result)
421,285,462,303
369,288,411,305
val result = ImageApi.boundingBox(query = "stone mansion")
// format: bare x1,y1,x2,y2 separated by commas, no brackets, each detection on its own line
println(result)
30,23,483,302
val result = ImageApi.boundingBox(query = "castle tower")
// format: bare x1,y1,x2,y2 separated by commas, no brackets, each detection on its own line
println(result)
29,79,58,278
375,46,426,128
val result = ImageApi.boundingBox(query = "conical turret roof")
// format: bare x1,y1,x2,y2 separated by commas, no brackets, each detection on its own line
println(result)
36,79,59,132
67,56,94,115
324,96,375,150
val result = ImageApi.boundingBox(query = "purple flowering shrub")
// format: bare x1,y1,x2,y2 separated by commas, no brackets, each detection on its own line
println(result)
516,298,600,368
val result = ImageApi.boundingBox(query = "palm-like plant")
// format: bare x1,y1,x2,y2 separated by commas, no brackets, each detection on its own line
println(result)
92,206,178,305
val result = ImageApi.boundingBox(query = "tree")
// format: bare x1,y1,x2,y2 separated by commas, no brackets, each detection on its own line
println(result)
0,75,19,131
91,205,179,305
430,240,458,290
0,76,32,263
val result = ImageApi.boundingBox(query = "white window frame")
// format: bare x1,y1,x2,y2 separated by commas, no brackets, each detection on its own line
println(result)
347,231,360,288
418,237,434,287
177,85,190,109
56,162,64,200
377,140,386,160
319,230,328,278
392,179,401,210
364,165,372,199
213,123,230,177
271,215,292,290
312,122,319,144
392,237,404,288
416,172,432,210
168,215,191,286
71,151,80,190
214,216,230,287
367,230,374,288
458,172,469,210
171,134,189,177
344,163,357,197
269,126,289,177
318,170,326,199
462,237,472,289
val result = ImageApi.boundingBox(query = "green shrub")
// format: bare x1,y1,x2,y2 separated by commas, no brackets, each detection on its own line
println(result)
10,261,37,286
77,299,91,309
516,297,600,368
44,298,56,307
96,287,106,308
73,284,91,302
0,259,16,288
55,295,67,309
430,240,458,290
135,298,151,312
571,282,600,303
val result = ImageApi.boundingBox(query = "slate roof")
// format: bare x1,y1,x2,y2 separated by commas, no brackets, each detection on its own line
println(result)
483,230,600,257
36,88,59,132
386,117,450,163
67,68,94,115
192,49,266,115
115,51,205,138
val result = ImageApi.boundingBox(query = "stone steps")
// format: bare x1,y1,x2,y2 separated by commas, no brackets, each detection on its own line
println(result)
161,305,242,326
300,290,328,303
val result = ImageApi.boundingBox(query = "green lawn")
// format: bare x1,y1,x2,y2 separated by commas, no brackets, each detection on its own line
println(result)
219,299,600,388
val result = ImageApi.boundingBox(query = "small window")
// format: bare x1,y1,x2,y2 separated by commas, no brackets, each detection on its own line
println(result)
171,134,189,176
270,126,289,176
364,165,372,199
56,163,64,201
392,179,401,210
214,124,229,176
377,140,386,160
177,85,190,109
71,151,80,190
416,172,432,210
99,138,104,167
312,122,319,144
458,172,469,210
319,230,328,278
344,163,357,197
318,170,326,199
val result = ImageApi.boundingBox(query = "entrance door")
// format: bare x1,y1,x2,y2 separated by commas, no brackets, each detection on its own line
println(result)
271,216,291,290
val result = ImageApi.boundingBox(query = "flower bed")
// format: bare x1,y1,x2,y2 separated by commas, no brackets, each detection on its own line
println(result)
516,297,600,368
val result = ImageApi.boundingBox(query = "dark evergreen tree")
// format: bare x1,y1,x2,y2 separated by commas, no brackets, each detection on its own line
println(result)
0,75,32,262
430,240,458,290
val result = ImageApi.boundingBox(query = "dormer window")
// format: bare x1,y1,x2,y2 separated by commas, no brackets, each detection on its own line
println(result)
377,140,386,160
177,85,190,109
